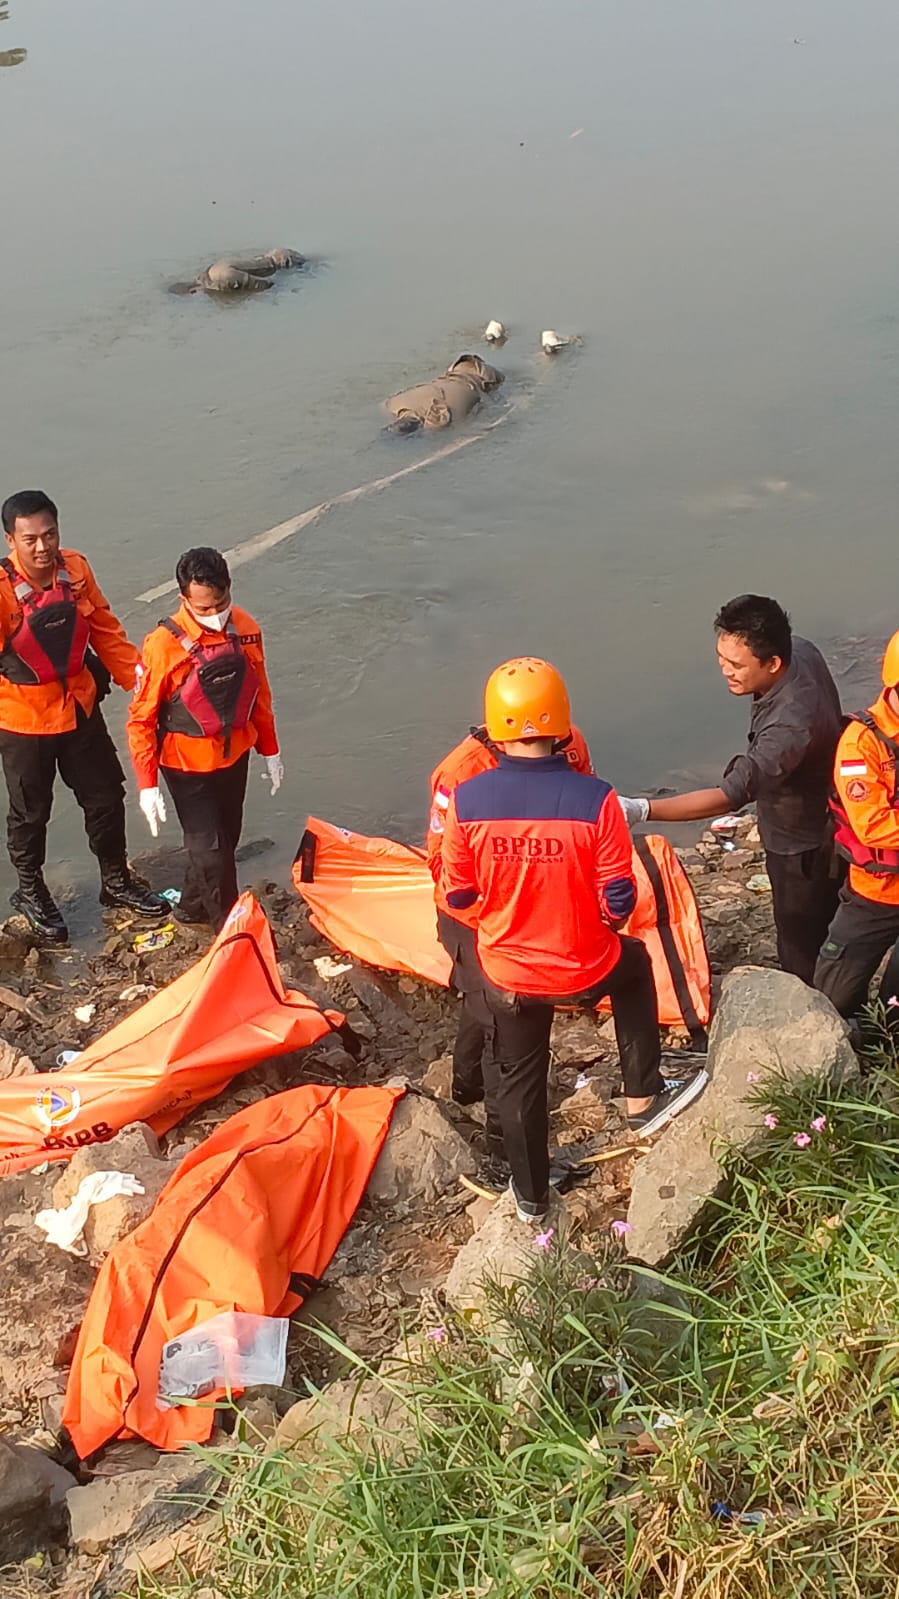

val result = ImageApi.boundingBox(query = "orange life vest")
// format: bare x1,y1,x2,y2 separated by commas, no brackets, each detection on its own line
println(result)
63,1082,403,1456
293,817,711,1039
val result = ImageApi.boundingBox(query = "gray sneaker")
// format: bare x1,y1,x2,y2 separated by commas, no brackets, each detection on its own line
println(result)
627,1071,708,1136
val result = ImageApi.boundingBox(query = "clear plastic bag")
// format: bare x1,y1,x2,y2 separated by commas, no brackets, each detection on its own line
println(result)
157,1311,288,1407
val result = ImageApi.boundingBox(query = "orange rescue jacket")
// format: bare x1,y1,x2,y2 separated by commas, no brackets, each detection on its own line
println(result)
0,549,138,735
427,725,593,925
441,752,634,996
832,694,899,906
127,600,278,788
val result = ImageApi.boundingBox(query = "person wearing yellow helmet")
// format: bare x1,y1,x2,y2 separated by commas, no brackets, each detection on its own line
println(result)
440,657,706,1225
815,629,899,1017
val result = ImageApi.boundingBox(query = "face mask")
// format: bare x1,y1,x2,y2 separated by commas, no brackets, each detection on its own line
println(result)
189,604,231,632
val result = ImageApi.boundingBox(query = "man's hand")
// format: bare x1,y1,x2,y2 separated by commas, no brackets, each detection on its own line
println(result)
617,796,650,828
138,787,167,838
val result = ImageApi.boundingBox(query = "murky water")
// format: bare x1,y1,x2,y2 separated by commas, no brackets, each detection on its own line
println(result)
3,0,899,928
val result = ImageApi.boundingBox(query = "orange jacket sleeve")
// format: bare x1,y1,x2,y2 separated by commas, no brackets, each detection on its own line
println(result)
593,787,637,924
440,792,479,914
72,556,140,692
126,626,170,790
834,722,899,849
425,762,454,886
246,636,279,758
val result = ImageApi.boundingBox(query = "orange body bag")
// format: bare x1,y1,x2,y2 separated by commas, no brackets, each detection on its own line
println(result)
293,819,710,1038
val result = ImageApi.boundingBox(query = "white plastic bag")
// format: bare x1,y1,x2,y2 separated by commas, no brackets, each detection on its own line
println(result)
157,1311,288,1407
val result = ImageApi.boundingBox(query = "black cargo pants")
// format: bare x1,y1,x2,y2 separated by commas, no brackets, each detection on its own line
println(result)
765,843,843,986
483,936,664,1208
0,704,127,885
161,751,249,932
814,884,899,1018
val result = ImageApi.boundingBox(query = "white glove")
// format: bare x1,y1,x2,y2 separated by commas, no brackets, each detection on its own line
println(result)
261,754,284,795
618,796,650,828
34,1171,146,1256
139,786,167,837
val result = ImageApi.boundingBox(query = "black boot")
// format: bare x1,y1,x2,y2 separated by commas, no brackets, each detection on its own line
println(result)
10,878,68,944
99,866,167,919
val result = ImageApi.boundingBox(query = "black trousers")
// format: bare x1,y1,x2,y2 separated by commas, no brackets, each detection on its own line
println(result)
161,751,249,932
765,843,843,986
436,910,506,1155
814,884,899,1018
484,936,663,1208
0,705,127,885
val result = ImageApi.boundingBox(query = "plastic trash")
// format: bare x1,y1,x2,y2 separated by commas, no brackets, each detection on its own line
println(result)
541,329,572,354
55,1049,82,1069
74,1004,96,1025
573,1071,592,1091
157,1310,288,1407
34,1170,145,1256
746,873,772,894
134,923,175,954
313,955,353,980
161,888,182,906
710,815,741,851
484,319,506,343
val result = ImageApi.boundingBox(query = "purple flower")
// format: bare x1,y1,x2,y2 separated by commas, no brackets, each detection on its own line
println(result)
763,1114,778,1130
794,1132,811,1149
610,1220,632,1239
810,1115,827,1133
746,1072,759,1084
426,1325,447,1344
534,1228,555,1250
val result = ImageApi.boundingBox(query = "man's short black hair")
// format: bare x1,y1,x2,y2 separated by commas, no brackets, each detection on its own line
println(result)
1,490,58,535
176,547,231,594
714,594,793,666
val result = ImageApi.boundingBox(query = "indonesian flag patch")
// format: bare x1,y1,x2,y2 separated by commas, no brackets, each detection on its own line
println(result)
840,760,868,777
434,786,451,810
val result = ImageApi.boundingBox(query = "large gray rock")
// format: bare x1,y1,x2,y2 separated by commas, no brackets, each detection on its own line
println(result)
52,1123,168,1257
367,1092,476,1210
444,1186,569,1313
66,1457,210,1556
626,968,857,1265
0,1437,69,1562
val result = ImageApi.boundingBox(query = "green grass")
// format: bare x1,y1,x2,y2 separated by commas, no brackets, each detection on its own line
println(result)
141,1065,899,1599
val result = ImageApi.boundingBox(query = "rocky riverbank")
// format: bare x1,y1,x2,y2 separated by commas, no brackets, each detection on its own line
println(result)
0,817,780,1597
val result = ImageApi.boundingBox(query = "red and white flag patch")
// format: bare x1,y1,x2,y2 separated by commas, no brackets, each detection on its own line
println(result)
840,760,868,777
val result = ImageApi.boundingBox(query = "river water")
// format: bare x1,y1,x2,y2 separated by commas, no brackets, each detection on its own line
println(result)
2,0,899,928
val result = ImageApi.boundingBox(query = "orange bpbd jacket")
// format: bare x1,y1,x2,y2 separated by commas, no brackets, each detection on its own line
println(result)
127,600,279,788
427,725,593,925
441,752,635,996
0,549,138,736
834,693,899,907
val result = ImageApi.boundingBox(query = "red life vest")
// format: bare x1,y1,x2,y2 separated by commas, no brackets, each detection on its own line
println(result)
0,559,90,688
157,617,258,744
830,711,899,876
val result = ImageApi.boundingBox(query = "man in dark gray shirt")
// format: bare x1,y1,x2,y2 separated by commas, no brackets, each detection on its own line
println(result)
621,595,843,984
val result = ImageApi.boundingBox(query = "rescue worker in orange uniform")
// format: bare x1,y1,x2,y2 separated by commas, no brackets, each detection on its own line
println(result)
815,631,899,1016
427,719,592,1185
441,658,707,1224
0,490,165,943
127,547,282,931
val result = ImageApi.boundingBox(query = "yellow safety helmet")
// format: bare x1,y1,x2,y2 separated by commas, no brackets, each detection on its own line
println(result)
883,631,899,690
484,657,571,742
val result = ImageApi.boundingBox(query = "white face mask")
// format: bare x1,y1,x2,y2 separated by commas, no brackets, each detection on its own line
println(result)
189,603,231,632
